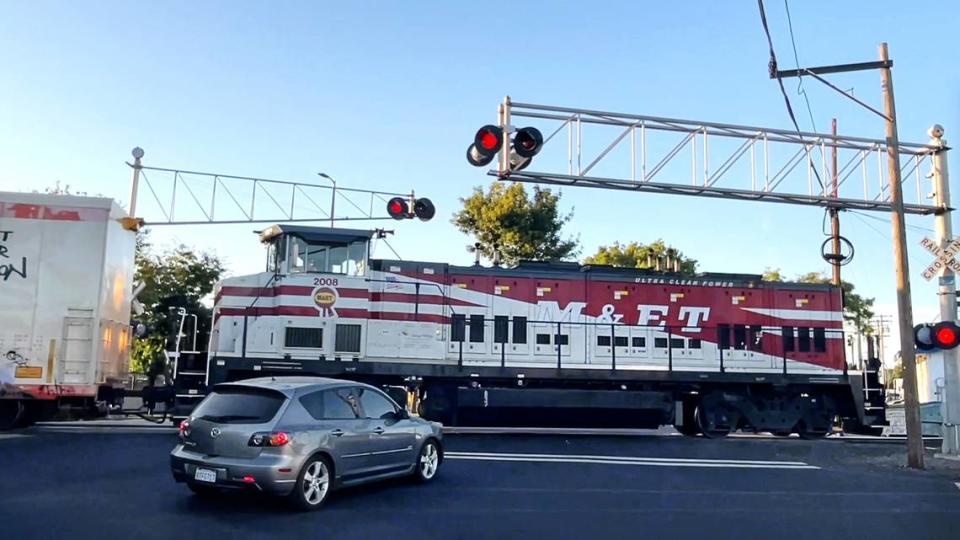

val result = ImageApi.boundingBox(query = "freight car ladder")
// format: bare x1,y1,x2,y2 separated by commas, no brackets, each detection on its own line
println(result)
59,310,95,384
168,309,208,419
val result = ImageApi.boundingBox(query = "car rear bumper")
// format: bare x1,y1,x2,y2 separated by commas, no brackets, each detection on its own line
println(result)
170,444,302,495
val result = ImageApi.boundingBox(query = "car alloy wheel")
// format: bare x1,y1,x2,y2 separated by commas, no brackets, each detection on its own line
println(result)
291,457,331,510
417,441,440,482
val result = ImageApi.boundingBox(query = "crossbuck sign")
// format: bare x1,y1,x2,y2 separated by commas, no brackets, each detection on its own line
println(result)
919,237,960,281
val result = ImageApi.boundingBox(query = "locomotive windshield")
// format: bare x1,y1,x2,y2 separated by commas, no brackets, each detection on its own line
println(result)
261,226,371,277
286,236,366,275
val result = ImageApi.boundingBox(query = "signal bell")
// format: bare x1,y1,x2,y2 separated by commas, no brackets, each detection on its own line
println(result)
914,321,960,351
386,197,435,221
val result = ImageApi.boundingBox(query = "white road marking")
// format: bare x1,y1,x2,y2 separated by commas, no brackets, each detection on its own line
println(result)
31,427,176,435
444,451,819,469
0,434,30,441
955,482,960,491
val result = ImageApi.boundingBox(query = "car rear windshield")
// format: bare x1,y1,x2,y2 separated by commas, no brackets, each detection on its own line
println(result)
192,387,286,424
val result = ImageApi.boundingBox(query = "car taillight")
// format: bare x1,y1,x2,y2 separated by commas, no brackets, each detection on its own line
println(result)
248,431,291,447
179,420,190,438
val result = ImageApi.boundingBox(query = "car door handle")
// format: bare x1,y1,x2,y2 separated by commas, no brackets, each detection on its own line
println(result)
330,429,344,437
372,427,385,435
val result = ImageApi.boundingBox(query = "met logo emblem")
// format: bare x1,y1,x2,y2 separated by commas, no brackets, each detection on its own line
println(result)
312,286,339,317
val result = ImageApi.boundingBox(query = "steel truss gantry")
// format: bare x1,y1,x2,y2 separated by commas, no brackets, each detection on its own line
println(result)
127,156,412,226
492,99,943,215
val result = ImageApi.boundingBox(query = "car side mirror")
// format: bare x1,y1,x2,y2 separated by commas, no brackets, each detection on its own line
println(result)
396,409,409,420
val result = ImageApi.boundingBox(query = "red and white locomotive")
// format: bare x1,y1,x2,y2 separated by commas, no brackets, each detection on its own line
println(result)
174,224,885,437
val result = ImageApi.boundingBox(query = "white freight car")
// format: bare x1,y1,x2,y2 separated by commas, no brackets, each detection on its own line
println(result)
0,192,137,428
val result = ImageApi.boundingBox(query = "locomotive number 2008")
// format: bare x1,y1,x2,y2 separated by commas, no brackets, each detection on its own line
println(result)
313,277,339,287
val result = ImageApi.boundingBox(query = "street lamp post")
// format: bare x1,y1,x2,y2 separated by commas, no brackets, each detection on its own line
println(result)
318,172,336,227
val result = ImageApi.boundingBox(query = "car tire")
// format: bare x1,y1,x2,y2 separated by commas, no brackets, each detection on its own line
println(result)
289,456,333,511
187,482,219,498
413,439,441,483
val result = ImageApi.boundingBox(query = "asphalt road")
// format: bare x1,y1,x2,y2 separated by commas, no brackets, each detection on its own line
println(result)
2,426,959,540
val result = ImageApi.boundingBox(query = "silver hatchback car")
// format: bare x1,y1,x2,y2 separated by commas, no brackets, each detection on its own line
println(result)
170,376,443,510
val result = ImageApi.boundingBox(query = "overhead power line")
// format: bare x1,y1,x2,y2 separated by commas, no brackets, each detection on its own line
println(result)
783,0,819,135
756,0,826,192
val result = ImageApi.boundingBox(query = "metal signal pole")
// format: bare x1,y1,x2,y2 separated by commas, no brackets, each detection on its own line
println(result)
879,42,924,468
129,147,144,217
930,126,960,455
831,119,842,287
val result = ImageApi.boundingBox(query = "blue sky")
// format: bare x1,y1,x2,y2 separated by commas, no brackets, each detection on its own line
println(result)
1,1,958,360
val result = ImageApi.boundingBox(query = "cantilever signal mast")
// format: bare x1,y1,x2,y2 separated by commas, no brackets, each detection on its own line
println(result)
479,45,945,469
125,149,430,227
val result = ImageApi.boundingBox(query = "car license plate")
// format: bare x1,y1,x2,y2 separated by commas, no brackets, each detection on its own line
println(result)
194,468,217,483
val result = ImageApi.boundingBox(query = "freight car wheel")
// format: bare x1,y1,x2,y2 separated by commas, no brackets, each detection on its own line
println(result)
0,400,25,431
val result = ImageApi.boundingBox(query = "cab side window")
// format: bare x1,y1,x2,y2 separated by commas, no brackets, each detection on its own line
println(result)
356,387,398,420
322,388,360,419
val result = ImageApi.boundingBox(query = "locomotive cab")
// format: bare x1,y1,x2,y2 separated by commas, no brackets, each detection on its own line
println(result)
259,225,372,277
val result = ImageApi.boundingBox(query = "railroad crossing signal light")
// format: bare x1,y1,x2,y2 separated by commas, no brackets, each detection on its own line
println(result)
386,197,435,221
466,125,543,171
513,127,543,158
914,322,960,351
467,125,503,167
412,198,435,221
387,197,409,220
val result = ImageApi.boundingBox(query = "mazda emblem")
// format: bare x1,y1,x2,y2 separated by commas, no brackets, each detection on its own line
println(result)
210,427,221,438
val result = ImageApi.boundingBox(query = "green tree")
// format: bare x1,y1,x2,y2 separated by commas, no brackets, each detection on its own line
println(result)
584,240,697,274
452,182,579,265
131,230,225,380
794,271,875,335
761,267,785,282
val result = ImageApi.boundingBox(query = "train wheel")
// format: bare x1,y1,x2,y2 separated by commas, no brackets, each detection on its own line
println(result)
420,386,457,426
676,398,701,436
0,400,25,431
695,403,734,439
797,420,830,440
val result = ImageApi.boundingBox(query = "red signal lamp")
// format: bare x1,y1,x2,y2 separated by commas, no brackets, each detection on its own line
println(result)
934,322,960,349
474,125,503,154
914,322,960,350
467,125,503,167
387,197,409,220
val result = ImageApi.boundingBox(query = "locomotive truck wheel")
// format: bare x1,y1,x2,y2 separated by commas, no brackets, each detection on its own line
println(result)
797,420,830,440
676,398,701,436
695,403,734,439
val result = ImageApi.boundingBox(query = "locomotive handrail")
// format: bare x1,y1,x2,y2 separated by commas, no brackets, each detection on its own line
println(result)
446,317,847,376
364,278,458,316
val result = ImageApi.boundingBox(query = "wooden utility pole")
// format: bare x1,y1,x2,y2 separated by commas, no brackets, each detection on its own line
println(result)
772,43,927,468
879,42,924,469
830,119,841,287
